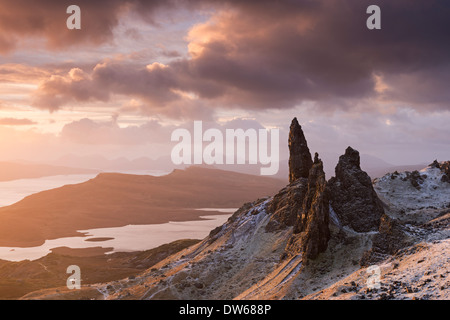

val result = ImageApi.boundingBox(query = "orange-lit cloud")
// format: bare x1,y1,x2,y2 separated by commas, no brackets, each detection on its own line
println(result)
0,118,36,125
0,64,51,83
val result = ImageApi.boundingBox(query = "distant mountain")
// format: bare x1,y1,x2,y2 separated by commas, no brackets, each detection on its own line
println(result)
51,152,424,181
0,161,99,182
366,163,428,180
52,153,185,173
0,166,286,247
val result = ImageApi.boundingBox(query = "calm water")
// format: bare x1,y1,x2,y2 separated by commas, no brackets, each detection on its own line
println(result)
0,213,233,261
0,171,236,261
0,174,98,207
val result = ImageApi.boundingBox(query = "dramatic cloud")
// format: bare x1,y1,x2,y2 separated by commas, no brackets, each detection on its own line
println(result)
25,0,450,117
0,0,449,175
0,0,176,53
0,64,51,83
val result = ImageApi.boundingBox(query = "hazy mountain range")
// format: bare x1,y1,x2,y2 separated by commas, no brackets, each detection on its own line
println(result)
3,152,427,183
0,161,98,182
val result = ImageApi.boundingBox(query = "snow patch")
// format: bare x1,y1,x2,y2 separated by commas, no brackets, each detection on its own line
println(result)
374,164,450,214
329,205,341,228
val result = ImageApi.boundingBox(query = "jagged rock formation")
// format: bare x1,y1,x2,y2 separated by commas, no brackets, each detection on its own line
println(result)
440,162,450,183
430,159,450,183
406,170,426,190
265,179,308,232
288,118,313,183
266,118,313,232
285,153,330,263
373,162,450,219
298,154,330,261
327,147,385,232
269,122,330,263
19,119,450,301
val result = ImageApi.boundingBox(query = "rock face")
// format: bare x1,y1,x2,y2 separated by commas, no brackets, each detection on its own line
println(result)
439,161,450,183
265,178,308,232
285,153,330,263
360,214,409,266
298,154,330,261
266,118,313,231
327,147,384,232
268,119,330,263
288,118,313,183
430,160,450,183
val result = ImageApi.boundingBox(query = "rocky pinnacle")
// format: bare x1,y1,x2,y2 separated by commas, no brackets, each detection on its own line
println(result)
327,146,385,232
288,118,313,183
298,153,330,261
284,152,330,263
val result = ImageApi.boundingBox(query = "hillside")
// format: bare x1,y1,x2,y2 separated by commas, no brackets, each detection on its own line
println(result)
0,239,199,300
18,119,450,300
0,167,285,247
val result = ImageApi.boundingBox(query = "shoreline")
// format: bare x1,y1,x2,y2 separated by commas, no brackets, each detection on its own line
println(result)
0,209,233,248
0,212,232,262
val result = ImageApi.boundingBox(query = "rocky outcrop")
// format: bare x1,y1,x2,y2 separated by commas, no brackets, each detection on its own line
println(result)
288,118,313,183
285,153,330,263
268,118,330,263
439,161,450,183
430,160,450,183
265,179,308,232
360,214,409,266
298,154,330,261
327,147,385,232
399,170,426,190
266,118,313,231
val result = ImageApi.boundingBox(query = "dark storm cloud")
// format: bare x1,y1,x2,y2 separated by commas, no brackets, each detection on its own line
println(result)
0,0,198,53
0,0,121,52
24,0,450,114
175,0,450,110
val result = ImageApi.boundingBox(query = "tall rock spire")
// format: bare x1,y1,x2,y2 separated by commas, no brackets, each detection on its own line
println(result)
327,146,384,232
284,153,330,263
298,154,330,261
288,118,313,183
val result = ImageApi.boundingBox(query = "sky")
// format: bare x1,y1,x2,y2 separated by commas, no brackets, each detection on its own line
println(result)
0,0,450,169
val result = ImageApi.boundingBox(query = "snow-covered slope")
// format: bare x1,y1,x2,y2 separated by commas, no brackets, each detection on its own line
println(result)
95,161,450,300
90,198,294,300
374,161,450,224
304,238,450,300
